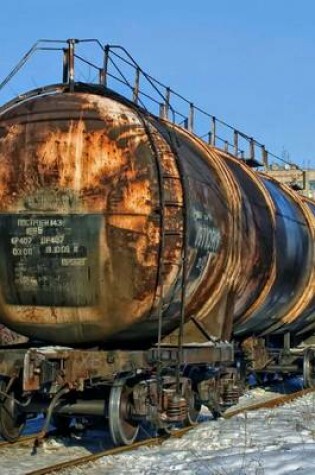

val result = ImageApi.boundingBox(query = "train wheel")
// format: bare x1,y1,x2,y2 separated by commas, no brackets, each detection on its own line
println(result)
108,379,139,446
0,379,26,442
303,349,315,388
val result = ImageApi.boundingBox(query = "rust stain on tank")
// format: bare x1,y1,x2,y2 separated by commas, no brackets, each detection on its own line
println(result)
0,87,313,347
163,122,240,338
0,94,168,342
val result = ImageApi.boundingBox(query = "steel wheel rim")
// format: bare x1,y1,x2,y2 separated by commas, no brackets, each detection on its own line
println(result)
109,379,139,446
303,349,315,388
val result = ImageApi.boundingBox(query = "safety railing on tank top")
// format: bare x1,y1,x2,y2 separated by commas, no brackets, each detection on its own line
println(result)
0,38,304,176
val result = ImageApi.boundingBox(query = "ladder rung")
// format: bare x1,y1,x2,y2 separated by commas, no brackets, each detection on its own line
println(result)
164,231,183,236
164,201,183,207
162,175,181,180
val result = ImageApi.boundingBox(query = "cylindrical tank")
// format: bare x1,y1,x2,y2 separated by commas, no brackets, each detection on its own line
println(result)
219,155,315,337
0,86,314,346
0,88,236,345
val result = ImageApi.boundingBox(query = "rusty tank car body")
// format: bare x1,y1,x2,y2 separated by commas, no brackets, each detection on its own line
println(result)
0,91,233,347
0,40,313,446
0,90,314,347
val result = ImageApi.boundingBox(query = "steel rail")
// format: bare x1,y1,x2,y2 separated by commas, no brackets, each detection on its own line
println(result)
24,428,194,475
223,387,315,419
0,429,62,449
0,433,38,448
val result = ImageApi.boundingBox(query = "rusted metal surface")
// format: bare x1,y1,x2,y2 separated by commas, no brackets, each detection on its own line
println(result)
0,86,239,346
0,343,233,392
152,120,241,341
0,91,181,345
233,173,314,337
190,141,315,340
149,342,233,365
21,348,151,391
0,84,314,347
0,349,25,378
270,182,315,330
293,196,315,334
0,324,27,346
218,152,277,325
241,337,273,371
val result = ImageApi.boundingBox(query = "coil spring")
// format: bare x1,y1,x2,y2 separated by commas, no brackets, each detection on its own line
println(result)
166,396,187,422
221,386,240,406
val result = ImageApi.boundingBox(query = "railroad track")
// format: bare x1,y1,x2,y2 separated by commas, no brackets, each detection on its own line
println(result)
0,428,65,450
0,433,47,449
223,386,315,419
0,424,193,474
24,427,195,475
19,387,315,475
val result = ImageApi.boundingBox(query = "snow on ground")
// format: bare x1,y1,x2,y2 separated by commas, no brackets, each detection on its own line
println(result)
1,440,91,475
0,418,114,475
62,391,315,475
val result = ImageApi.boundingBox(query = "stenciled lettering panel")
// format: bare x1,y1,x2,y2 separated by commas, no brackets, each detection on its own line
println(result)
0,214,101,306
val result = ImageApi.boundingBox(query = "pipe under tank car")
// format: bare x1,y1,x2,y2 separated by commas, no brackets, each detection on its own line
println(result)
0,85,314,347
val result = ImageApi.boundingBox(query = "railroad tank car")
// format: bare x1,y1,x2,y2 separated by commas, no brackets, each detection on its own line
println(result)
0,88,314,348
0,40,314,446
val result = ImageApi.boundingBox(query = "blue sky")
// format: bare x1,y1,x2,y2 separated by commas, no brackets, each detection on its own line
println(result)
1,0,315,168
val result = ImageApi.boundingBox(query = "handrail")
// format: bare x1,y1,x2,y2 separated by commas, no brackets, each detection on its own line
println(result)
0,38,303,173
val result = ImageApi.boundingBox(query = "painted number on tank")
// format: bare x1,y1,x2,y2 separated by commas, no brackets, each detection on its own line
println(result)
0,214,102,306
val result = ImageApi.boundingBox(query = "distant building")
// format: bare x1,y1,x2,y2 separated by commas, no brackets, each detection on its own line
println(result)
264,164,315,200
